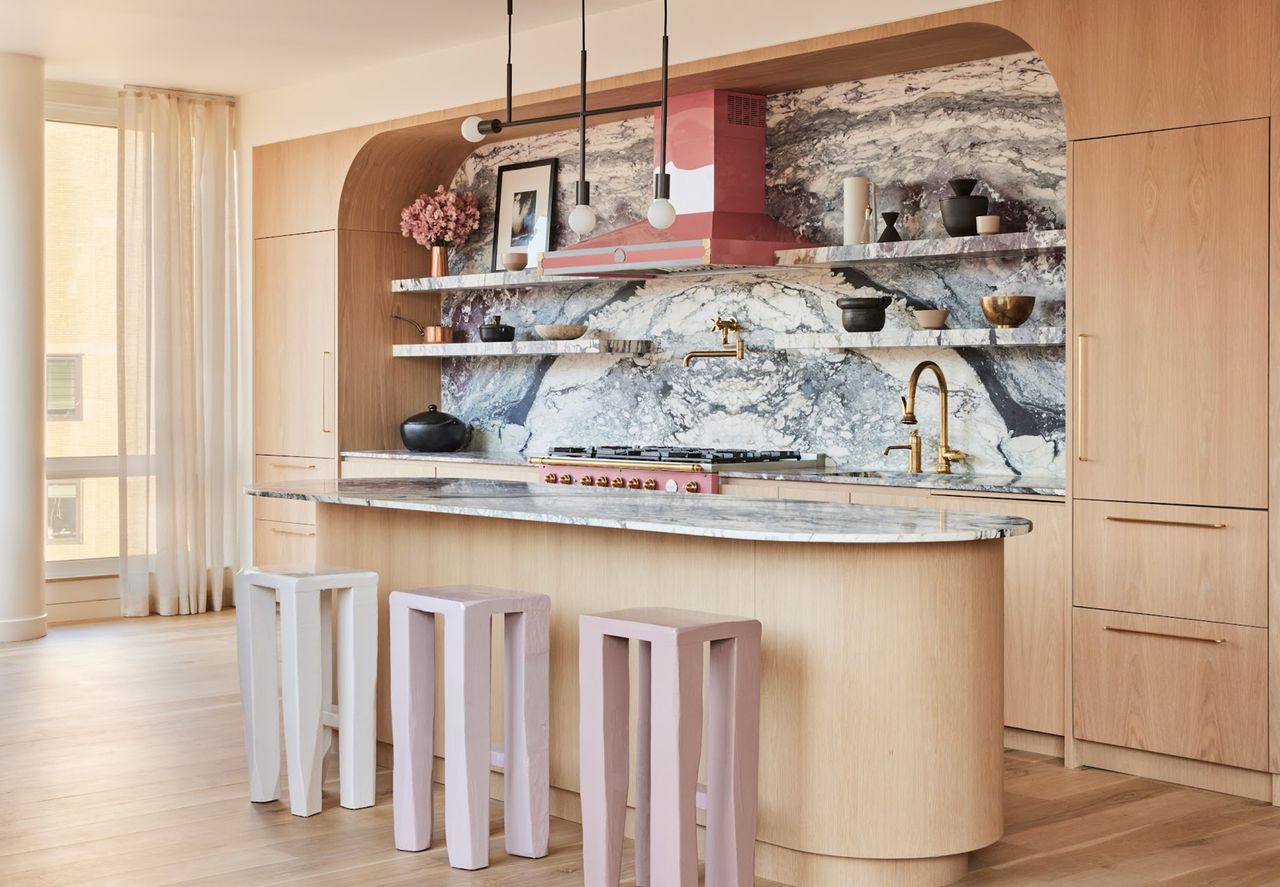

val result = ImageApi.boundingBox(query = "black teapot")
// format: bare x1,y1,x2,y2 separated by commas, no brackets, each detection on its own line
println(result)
400,404,467,453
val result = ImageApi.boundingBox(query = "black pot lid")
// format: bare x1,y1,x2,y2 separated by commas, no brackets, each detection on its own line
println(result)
407,404,458,424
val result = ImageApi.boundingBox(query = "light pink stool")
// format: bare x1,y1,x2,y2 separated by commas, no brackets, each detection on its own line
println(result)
235,565,378,818
390,586,550,870
579,607,762,887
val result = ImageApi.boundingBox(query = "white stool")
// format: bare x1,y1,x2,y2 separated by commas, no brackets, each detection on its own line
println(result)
235,565,378,817
579,607,762,887
390,586,550,870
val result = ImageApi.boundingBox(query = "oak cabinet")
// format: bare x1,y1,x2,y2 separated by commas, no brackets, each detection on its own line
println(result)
253,232,337,461
252,518,318,570
1071,119,1268,508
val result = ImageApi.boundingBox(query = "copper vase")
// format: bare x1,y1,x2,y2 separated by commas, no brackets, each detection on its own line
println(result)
428,245,448,277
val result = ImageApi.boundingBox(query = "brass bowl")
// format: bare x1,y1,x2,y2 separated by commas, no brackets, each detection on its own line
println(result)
980,294,1036,328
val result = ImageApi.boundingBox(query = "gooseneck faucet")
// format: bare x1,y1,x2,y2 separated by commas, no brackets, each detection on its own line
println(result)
683,316,746,367
895,360,967,474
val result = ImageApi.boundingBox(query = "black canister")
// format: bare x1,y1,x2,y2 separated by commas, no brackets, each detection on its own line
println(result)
835,296,893,332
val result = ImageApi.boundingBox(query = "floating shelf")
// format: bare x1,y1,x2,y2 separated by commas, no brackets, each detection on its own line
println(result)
774,327,1065,350
773,230,1066,268
392,335,653,358
392,268,645,293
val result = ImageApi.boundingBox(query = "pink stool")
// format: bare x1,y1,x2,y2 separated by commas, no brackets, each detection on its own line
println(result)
579,607,762,887
389,586,550,871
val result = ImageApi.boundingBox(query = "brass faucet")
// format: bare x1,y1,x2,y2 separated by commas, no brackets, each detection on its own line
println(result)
683,316,746,367
884,429,923,473
898,360,967,474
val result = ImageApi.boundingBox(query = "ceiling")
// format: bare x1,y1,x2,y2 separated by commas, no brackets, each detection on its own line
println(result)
0,0,651,96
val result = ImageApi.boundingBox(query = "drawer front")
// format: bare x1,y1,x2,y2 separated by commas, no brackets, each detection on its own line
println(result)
340,458,437,479
1072,607,1267,769
434,463,531,482
252,519,317,570
1073,500,1266,626
253,456,334,524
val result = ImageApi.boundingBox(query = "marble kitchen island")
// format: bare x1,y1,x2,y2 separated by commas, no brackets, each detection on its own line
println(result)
248,477,1031,887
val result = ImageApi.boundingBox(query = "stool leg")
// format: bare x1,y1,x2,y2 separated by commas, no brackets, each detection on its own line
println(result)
280,586,325,817
236,578,280,803
649,640,703,887
338,583,378,810
706,633,762,887
579,629,630,887
319,587,334,788
392,603,436,851
635,640,652,887
444,604,492,870
502,606,550,858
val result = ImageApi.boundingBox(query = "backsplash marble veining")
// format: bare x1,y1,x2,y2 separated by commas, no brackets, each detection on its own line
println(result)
437,52,1066,477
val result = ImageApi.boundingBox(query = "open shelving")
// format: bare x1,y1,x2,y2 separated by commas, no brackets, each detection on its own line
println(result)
392,335,653,358
773,327,1065,351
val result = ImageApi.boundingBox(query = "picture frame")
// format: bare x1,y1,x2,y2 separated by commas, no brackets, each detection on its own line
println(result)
491,158,558,272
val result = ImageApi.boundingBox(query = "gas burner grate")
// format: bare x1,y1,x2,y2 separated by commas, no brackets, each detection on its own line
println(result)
546,446,804,465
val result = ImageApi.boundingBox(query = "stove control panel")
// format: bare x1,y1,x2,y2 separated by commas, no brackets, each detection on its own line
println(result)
536,467,720,493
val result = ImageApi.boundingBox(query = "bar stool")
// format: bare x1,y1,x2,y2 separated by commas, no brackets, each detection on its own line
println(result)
579,607,762,887
235,565,378,817
390,586,550,870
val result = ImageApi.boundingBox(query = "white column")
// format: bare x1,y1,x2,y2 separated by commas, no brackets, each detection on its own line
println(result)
0,53,46,642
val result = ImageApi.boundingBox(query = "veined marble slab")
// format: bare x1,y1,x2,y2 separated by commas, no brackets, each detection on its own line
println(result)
248,477,1031,544
722,467,1064,497
773,327,1065,350
774,231,1066,267
341,449,530,466
392,335,652,358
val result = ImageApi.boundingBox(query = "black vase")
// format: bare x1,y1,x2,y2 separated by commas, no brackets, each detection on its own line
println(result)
940,177,988,237
836,296,892,333
877,212,902,243
400,404,468,453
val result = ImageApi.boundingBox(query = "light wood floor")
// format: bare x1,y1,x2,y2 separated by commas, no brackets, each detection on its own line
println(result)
4,613,1280,886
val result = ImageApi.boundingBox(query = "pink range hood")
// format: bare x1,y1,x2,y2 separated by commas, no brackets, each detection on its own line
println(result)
540,89,812,277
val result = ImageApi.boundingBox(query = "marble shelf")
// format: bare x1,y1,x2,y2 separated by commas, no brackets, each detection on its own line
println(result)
773,327,1065,350
392,268,644,293
774,230,1066,268
392,335,653,358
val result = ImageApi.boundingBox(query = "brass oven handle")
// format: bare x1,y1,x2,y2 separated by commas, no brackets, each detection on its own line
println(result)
1075,333,1087,462
270,527,316,537
1104,516,1227,530
271,462,317,470
1104,625,1226,645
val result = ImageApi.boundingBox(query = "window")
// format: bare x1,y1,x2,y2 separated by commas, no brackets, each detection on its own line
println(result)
47,481,83,544
46,354,83,420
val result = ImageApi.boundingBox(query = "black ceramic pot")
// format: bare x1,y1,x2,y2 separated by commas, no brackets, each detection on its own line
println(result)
836,296,893,333
400,404,468,453
940,177,988,237
479,315,515,343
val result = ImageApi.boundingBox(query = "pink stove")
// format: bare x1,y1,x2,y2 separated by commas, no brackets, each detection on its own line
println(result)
528,447,824,495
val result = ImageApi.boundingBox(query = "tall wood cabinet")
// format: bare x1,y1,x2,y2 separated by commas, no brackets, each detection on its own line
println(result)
1070,119,1271,776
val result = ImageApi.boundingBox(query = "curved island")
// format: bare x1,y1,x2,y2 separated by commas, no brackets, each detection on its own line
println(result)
248,477,1031,887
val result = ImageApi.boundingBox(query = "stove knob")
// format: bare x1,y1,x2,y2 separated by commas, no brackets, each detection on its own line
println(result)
544,473,558,484
643,479,658,491
627,478,642,490
595,476,610,487
685,480,700,493
611,477,625,488
665,479,679,493
559,474,573,485
579,475,594,486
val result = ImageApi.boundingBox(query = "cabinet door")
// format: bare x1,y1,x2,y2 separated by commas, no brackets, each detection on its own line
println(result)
1072,120,1268,508
253,232,336,460
252,518,317,570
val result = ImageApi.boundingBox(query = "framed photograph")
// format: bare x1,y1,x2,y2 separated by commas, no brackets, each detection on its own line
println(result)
491,158,558,272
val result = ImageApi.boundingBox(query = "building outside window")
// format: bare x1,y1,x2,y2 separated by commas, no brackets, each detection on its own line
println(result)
46,481,83,544
46,354,83,420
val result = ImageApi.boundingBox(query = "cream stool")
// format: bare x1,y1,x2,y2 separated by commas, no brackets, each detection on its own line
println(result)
579,607,762,887
390,586,550,870
235,565,378,817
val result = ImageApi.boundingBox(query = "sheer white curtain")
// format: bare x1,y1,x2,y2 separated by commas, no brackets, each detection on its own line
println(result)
117,88,239,616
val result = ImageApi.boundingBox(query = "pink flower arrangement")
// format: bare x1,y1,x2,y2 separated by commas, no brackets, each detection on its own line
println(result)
400,186,480,249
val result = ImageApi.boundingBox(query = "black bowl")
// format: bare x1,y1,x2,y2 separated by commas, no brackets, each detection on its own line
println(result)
479,324,515,343
835,295,892,333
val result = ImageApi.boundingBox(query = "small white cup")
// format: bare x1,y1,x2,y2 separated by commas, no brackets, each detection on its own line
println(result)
976,214,1001,235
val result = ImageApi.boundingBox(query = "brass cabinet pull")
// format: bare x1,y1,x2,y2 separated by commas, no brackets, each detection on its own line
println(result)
1075,333,1088,462
270,527,316,537
270,462,317,470
1104,625,1226,645
1104,515,1227,530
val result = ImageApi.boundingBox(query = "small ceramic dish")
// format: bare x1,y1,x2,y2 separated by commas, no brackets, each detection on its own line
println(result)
913,308,949,330
501,252,529,272
534,323,588,341
980,294,1036,328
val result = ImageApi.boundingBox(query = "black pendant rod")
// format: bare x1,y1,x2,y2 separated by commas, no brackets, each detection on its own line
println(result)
505,0,513,123
655,0,670,199
576,0,589,206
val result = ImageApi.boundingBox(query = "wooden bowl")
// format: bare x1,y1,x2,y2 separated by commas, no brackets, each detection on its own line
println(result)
980,295,1036,328
501,252,529,272
913,308,950,330
534,323,587,341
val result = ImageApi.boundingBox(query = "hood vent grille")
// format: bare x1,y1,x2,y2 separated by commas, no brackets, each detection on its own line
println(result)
727,94,767,128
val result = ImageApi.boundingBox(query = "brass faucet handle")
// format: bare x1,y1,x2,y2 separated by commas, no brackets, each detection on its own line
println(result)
884,429,923,473
942,448,967,463
711,316,740,345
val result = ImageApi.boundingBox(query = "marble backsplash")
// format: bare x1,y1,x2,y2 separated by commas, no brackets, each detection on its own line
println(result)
437,52,1066,477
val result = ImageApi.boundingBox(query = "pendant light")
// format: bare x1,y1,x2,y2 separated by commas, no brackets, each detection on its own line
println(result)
567,0,597,235
646,0,675,230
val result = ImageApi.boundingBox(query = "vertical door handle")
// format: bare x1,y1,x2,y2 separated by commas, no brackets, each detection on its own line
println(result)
1075,333,1088,462
322,351,333,434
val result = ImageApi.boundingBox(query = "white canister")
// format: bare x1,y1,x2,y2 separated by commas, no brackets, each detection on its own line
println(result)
976,214,1001,235
843,176,876,244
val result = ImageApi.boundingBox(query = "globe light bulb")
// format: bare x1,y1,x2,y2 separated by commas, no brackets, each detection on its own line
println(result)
647,197,677,230
568,203,598,235
461,116,485,143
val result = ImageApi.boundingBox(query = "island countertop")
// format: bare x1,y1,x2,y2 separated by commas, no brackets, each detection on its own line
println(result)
248,477,1031,544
